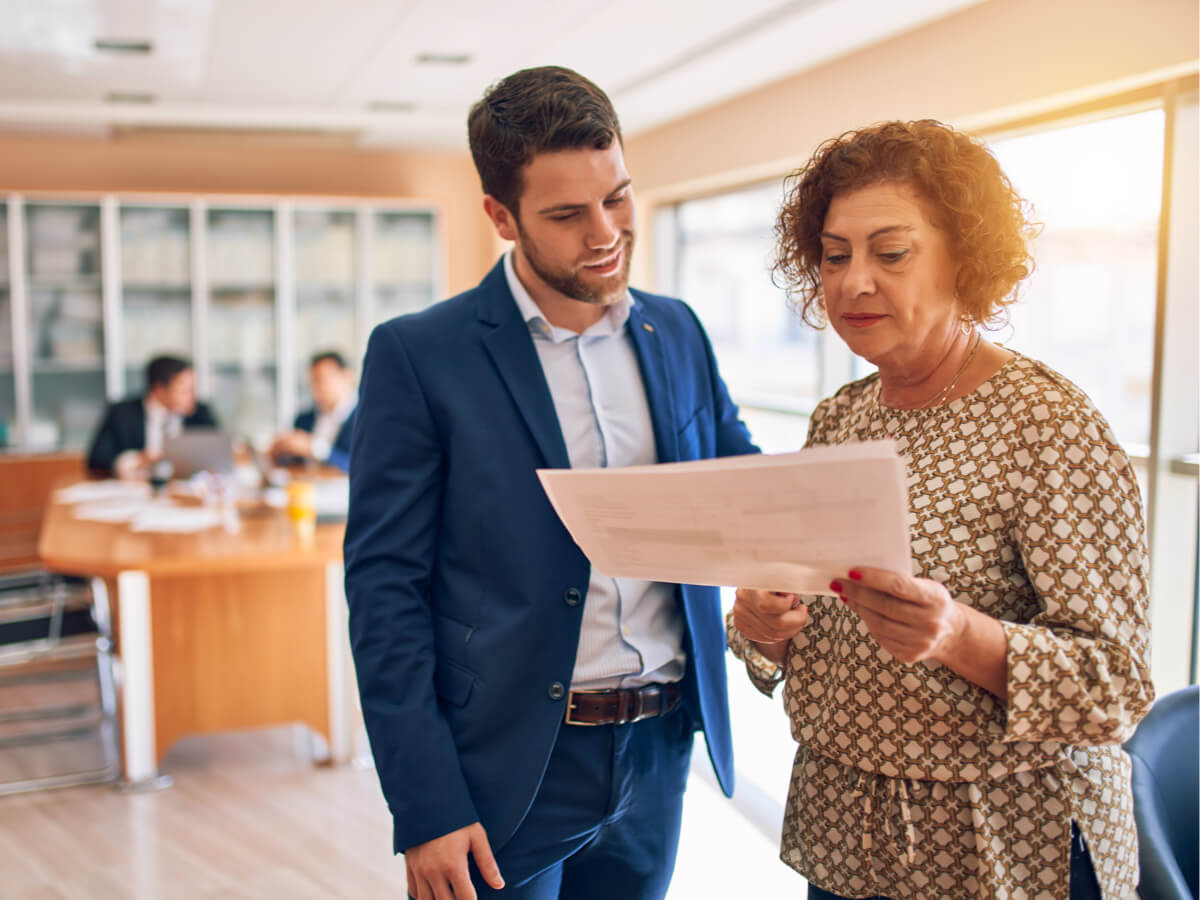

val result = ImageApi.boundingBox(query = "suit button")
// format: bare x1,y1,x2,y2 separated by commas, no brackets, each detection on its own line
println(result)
564,587,582,607
547,682,565,701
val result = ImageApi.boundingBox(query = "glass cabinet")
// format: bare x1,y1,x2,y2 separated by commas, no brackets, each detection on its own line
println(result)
0,202,13,449
1,194,440,454
25,202,107,451
207,207,277,443
119,205,192,396
373,210,437,326
293,208,356,414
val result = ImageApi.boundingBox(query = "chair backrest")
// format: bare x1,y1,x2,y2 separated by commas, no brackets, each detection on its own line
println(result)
1125,685,1200,900
0,453,85,574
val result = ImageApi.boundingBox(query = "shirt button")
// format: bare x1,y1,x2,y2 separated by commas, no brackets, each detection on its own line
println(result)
547,682,566,701
564,587,582,607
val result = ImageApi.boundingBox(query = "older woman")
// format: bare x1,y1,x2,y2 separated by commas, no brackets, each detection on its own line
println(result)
728,120,1153,900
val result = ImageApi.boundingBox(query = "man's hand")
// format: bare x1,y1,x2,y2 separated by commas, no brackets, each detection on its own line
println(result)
732,588,809,665
405,822,504,900
270,430,314,459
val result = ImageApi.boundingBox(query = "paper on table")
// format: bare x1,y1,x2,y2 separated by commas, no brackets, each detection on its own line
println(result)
129,506,222,533
537,440,911,596
72,497,157,522
56,480,150,504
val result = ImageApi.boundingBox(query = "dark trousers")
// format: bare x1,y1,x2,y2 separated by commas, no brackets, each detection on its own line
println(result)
460,706,695,900
806,821,1102,900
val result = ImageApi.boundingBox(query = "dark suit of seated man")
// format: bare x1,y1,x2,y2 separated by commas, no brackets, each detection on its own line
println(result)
86,355,218,479
269,350,357,472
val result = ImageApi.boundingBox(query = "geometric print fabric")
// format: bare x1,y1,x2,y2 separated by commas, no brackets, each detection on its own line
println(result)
728,353,1153,899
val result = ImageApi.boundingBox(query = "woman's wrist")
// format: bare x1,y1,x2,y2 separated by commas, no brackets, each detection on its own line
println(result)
751,638,789,666
933,602,1009,702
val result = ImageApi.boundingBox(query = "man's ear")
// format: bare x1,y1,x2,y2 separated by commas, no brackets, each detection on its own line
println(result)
483,195,519,243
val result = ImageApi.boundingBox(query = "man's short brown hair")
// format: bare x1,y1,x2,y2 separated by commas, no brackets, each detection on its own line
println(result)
467,66,622,216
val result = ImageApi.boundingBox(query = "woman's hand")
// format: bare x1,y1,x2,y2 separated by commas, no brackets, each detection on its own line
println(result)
832,567,1008,700
831,568,963,664
732,588,809,665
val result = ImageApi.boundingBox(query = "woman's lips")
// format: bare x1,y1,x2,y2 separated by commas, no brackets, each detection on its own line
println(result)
842,314,885,329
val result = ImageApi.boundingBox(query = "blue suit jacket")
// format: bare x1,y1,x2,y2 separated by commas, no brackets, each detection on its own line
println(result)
344,260,759,855
293,406,356,472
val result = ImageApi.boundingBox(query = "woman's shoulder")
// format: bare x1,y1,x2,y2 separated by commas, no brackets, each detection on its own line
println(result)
819,371,878,414
986,351,1122,449
806,372,883,446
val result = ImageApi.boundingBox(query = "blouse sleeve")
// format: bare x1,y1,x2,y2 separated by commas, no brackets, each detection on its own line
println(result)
726,610,784,696
1000,393,1154,746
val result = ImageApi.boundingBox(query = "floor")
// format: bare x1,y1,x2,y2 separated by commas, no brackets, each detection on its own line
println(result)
0,726,806,899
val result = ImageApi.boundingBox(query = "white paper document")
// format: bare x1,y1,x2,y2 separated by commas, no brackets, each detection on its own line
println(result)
537,440,911,596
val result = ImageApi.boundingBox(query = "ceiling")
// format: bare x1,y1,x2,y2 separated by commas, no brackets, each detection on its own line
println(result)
0,0,985,150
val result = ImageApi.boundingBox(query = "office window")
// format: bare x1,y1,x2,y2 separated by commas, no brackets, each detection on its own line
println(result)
990,109,1165,450
660,181,824,454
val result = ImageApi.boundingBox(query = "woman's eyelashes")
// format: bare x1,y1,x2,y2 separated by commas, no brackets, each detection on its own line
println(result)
821,247,912,266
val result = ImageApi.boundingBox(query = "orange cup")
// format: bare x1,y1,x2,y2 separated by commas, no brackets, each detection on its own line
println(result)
286,480,316,542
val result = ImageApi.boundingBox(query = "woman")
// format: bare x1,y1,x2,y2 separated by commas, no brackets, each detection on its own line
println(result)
728,120,1153,900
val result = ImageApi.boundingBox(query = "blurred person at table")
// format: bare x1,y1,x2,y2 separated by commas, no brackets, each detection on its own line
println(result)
727,120,1153,900
270,350,358,472
86,354,218,479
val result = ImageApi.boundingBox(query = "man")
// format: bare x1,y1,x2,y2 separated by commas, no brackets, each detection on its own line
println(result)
86,354,218,478
270,350,357,471
345,66,758,900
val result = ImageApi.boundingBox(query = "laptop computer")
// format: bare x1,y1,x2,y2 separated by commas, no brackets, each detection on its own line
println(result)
163,429,235,478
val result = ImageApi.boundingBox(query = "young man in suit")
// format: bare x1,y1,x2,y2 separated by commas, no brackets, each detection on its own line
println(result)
345,66,758,900
270,350,357,471
86,355,218,478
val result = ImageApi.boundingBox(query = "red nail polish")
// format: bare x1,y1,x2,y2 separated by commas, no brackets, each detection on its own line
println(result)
841,596,850,604
848,570,863,581
830,580,843,593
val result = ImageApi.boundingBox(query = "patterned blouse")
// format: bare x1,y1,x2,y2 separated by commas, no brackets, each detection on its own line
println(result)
727,353,1154,899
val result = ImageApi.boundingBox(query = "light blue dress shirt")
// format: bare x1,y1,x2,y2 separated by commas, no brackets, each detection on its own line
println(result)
504,252,685,690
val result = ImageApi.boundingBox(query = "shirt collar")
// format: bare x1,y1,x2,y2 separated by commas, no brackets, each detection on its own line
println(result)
144,396,172,422
319,390,357,425
503,251,633,343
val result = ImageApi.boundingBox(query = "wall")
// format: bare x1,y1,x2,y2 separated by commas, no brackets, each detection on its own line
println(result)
625,0,1199,209
0,134,497,296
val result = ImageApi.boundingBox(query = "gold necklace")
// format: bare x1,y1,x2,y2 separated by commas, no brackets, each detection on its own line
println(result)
879,330,982,411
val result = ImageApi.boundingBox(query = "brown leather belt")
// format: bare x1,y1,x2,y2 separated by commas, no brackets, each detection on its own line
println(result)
564,683,682,726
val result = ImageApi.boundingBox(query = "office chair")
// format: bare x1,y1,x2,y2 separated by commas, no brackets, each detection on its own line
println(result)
0,571,120,794
1124,684,1199,900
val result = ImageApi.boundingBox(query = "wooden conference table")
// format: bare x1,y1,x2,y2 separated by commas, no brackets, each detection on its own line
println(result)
37,481,356,786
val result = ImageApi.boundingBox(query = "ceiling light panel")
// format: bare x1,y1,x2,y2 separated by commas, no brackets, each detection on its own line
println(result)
204,0,417,105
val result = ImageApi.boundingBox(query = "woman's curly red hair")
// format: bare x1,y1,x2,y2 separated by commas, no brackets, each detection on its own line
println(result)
773,119,1039,328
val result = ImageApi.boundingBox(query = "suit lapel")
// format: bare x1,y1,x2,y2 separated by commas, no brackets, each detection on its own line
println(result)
627,299,680,464
477,263,571,471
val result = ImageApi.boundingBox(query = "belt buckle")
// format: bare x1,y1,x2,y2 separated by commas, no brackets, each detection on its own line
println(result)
565,690,604,726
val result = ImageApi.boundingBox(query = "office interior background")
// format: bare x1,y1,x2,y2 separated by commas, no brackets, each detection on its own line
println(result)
0,0,1196,896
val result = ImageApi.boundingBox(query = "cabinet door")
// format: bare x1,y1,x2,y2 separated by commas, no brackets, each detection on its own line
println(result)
207,207,276,442
0,202,13,450
293,208,356,411
372,210,436,326
120,205,192,395
25,202,107,451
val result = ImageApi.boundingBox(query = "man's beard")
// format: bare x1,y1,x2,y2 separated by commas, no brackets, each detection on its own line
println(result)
517,225,635,306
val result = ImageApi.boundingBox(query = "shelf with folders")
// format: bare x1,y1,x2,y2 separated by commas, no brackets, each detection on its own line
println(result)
292,208,356,413
23,202,107,452
0,201,13,450
1,193,443,455
119,205,192,398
